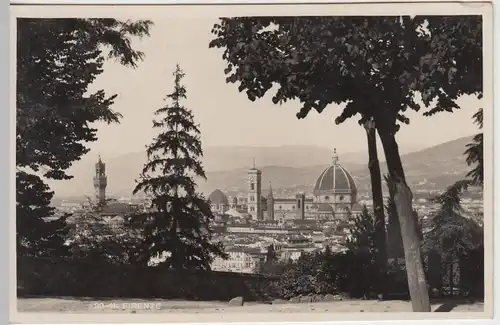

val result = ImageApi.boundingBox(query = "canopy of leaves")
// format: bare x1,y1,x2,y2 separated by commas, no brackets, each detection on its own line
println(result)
133,65,226,269
209,16,482,131
66,205,145,265
17,18,152,180
277,251,341,298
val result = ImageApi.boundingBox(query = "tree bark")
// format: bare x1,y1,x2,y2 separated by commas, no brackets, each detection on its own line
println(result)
377,128,431,312
363,118,387,299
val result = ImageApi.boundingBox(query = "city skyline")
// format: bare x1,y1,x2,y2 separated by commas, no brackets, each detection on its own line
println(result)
47,133,476,200
13,4,490,318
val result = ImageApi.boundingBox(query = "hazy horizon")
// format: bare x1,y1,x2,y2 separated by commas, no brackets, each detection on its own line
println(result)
82,132,476,162
28,15,483,198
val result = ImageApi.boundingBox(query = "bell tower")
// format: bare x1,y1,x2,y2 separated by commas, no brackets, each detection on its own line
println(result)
93,155,107,206
247,159,262,221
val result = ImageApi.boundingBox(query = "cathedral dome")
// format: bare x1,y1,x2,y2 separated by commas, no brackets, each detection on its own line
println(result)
208,189,229,205
313,150,356,195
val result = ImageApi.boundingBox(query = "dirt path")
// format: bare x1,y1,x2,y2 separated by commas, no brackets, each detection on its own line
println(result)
17,297,484,313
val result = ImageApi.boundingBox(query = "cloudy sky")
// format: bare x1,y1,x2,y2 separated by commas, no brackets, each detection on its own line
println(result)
84,16,481,159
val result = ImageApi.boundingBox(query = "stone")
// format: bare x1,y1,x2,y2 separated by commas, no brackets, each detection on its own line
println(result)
300,296,313,303
334,294,344,301
289,296,300,303
323,294,336,302
228,296,244,307
313,294,324,302
272,299,288,305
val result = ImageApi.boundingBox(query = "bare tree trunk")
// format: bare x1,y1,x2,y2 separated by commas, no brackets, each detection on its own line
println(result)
377,129,431,312
364,118,387,299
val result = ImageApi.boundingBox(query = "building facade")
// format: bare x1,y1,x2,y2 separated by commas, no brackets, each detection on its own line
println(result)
93,155,107,206
209,149,362,222
247,166,263,220
211,248,263,273
263,149,361,221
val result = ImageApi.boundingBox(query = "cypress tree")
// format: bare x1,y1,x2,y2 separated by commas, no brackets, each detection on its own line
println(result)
133,65,225,269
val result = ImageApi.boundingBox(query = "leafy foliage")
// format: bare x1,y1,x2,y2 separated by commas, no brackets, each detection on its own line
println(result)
276,209,385,299
345,206,380,296
346,206,377,253
464,108,483,185
16,18,152,258
17,18,152,180
424,106,484,261
424,181,483,262
257,244,285,275
209,16,482,128
67,209,144,265
276,250,346,299
16,171,71,258
132,65,226,269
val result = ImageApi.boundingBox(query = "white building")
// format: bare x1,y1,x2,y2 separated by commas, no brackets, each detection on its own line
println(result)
211,247,263,273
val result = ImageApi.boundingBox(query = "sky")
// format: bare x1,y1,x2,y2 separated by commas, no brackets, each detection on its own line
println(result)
85,17,481,159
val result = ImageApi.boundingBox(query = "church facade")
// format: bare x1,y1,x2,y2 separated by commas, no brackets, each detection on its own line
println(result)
209,149,362,222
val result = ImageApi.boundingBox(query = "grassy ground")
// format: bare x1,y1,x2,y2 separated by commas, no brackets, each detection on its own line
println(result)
17,297,484,313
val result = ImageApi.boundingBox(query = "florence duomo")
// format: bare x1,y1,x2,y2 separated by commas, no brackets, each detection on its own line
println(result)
208,149,362,222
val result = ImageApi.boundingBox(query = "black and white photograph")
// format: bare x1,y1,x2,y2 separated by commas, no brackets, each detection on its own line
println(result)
11,2,493,322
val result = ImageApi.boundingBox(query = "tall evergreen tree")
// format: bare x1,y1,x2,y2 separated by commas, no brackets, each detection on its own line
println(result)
464,108,483,186
424,181,483,262
16,171,70,257
265,244,278,263
133,65,226,269
346,206,377,255
424,107,484,261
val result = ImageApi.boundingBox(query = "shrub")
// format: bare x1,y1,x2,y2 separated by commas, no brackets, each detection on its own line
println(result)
274,207,385,300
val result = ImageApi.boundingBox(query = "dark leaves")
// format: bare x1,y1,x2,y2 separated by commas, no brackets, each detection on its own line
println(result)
210,15,482,130
17,18,151,180
464,108,483,185
424,179,482,261
16,171,71,258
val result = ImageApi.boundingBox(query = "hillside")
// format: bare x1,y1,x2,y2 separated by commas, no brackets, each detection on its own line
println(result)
49,135,475,198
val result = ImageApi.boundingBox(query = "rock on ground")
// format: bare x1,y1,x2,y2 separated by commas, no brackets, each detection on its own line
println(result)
228,296,244,307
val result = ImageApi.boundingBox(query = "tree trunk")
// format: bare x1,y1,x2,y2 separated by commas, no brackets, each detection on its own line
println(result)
363,118,387,299
377,129,431,312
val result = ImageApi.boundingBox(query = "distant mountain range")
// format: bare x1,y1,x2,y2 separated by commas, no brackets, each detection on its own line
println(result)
50,135,476,199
